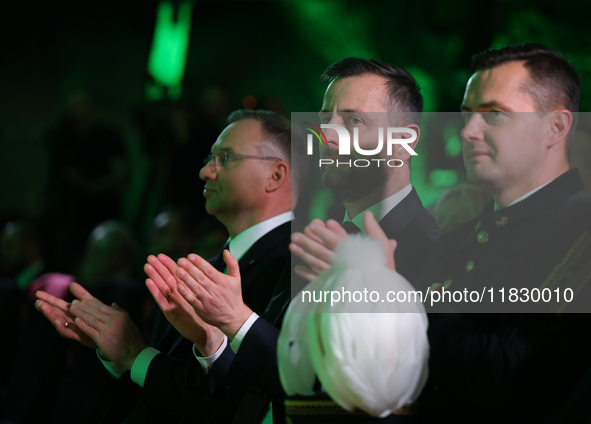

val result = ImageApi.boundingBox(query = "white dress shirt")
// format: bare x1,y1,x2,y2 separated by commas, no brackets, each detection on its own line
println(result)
344,184,412,231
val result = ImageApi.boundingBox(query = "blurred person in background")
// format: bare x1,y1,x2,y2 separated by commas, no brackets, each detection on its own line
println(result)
146,206,227,344
44,90,128,275
48,220,148,424
431,183,491,232
1,219,74,424
36,109,300,424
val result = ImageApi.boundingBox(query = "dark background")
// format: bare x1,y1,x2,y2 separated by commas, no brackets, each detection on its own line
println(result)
1,2,591,421
1,0,590,229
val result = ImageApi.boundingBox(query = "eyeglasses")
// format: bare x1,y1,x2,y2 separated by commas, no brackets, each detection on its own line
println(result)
203,151,282,169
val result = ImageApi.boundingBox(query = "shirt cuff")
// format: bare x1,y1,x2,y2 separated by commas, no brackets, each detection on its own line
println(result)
130,347,160,387
97,350,126,379
193,336,228,375
229,312,259,354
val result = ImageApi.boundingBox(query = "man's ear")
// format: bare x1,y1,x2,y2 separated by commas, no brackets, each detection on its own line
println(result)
266,161,289,192
547,110,573,149
394,123,420,161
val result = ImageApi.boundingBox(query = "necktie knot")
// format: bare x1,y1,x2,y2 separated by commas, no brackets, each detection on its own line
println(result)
211,243,230,272
342,221,361,234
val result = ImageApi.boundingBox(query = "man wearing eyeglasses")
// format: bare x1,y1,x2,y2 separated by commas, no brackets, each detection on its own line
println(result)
35,109,305,423
160,58,444,424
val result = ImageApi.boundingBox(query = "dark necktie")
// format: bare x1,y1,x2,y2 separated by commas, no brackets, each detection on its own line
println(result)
211,242,230,272
342,221,361,234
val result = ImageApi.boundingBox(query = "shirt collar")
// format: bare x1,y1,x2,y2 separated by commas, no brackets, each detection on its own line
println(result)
343,184,412,232
228,211,294,262
494,181,551,211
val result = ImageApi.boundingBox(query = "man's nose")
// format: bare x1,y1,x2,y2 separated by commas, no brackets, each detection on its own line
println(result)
460,114,483,143
199,162,217,181
322,116,342,145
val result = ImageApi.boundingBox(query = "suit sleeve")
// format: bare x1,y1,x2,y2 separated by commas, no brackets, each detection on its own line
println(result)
132,345,247,424
138,251,293,419
203,260,294,399
425,312,591,422
226,317,283,398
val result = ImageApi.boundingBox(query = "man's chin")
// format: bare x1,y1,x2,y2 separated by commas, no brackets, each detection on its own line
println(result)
321,167,350,189
321,167,384,203
465,167,493,188
204,202,220,216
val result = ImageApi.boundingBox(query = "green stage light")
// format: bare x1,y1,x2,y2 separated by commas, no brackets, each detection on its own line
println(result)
147,0,193,101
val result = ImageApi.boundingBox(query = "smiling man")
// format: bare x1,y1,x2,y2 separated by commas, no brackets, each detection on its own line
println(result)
415,43,591,423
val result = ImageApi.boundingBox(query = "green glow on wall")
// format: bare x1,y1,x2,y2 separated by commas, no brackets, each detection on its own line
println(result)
145,81,165,102
288,0,376,62
444,124,462,157
308,186,338,222
147,0,193,101
429,169,459,188
410,68,437,112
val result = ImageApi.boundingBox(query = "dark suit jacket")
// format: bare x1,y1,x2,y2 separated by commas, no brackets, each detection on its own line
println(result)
210,187,442,423
380,187,444,282
416,169,591,423
99,221,291,424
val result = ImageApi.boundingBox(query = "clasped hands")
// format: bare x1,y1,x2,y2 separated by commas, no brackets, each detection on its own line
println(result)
165,211,396,346
290,211,398,281
35,211,396,370
144,251,253,343
35,282,147,371
35,250,256,370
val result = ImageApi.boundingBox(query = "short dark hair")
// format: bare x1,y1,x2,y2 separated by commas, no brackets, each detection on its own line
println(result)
227,109,307,195
320,57,423,125
472,43,580,151
472,43,580,113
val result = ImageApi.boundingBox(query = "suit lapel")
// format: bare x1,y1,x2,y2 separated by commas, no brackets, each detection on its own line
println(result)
378,187,424,237
235,221,291,274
